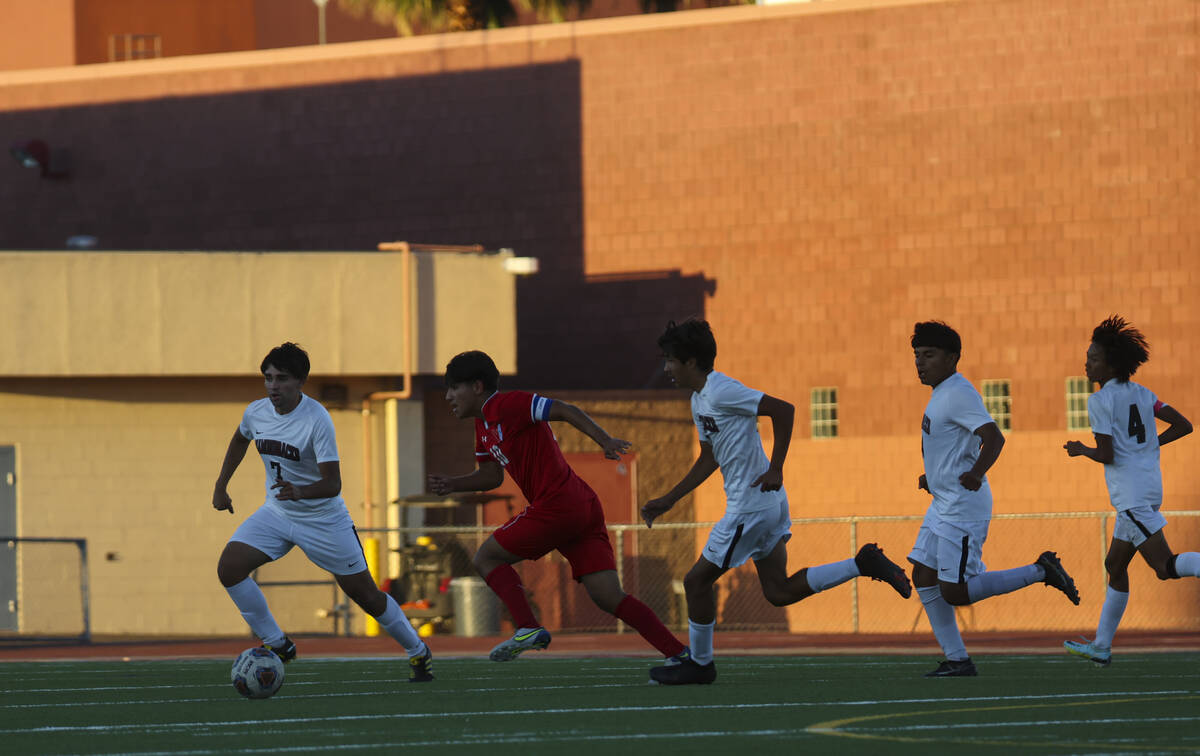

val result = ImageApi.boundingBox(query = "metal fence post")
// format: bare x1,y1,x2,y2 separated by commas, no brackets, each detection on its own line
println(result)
615,527,625,635
849,520,859,633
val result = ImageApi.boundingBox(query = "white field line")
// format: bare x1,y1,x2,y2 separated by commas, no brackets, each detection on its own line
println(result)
62,729,832,756
2,689,1192,733
851,715,1200,733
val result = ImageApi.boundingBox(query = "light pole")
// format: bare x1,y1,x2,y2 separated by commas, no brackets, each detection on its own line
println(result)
313,0,329,45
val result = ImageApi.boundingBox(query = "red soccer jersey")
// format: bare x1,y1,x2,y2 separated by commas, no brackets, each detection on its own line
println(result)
474,391,594,506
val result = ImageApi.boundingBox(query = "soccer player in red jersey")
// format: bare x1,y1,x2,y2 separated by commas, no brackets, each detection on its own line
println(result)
428,350,688,674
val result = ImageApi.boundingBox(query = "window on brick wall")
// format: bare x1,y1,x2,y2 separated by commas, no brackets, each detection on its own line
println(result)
981,380,1011,432
810,387,838,439
1066,377,1094,431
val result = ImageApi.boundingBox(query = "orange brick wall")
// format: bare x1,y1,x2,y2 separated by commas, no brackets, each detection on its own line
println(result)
0,0,1197,632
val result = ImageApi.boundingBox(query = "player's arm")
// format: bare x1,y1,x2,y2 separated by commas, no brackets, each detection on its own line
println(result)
919,439,928,492
428,458,505,496
1064,434,1114,464
273,461,341,501
750,393,793,492
547,399,631,460
959,421,1004,491
1155,404,1193,447
642,442,719,528
213,428,251,514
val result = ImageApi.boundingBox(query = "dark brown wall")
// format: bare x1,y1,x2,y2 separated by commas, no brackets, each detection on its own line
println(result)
1,0,1196,431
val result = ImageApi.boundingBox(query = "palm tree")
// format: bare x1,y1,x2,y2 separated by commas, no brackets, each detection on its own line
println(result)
339,0,589,35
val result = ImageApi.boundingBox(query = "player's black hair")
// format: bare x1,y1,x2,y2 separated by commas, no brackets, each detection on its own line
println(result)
261,342,310,382
1091,315,1149,382
445,350,500,392
911,321,962,356
657,318,716,372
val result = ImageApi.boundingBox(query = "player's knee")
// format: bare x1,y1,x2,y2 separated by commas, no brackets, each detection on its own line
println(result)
1153,556,1178,581
761,584,792,607
682,571,713,598
355,588,388,616
216,560,246,588
1103,556,1124,576
471,551,495,577
941,585,971,606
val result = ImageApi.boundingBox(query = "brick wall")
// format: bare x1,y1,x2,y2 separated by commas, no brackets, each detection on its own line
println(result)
1,0,1197,633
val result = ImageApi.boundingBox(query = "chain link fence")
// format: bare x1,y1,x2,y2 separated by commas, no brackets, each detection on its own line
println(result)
365,510,1200,636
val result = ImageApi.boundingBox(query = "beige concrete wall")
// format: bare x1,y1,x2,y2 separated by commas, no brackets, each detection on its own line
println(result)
0,249,516,377
0,375,414,635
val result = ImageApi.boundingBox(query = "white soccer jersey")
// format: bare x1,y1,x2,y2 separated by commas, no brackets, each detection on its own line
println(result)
692,371,786,515
238,394,347,523
1088,378,1164,510
920,371,995,521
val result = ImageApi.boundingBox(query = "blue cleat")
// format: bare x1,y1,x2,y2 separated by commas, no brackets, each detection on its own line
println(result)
1064,638,1111,666
489,627,552,662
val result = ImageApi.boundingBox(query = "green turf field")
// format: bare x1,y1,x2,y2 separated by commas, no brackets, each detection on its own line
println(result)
2,652,1198,755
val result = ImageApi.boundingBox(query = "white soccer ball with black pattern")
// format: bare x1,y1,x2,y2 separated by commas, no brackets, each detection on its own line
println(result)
231,647,285,699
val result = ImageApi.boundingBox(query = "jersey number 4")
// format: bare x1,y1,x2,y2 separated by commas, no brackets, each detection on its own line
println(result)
1127,404,1147,444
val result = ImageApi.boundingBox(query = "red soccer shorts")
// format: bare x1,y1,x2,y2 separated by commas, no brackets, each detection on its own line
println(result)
492,491,616,580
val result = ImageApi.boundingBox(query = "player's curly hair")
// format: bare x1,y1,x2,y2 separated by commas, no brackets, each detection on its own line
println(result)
445,350,499,392
911,321,961,355
657,318,716,371
1091,315,1149,382
261,342,310,382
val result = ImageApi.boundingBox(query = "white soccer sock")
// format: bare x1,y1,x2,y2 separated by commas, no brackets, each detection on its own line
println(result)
225,577,286,647
917,585,968,661
805,559,860,593
688,619,715,665
1094,585,1129,649
965,564,1042,603
1172,552,1200,577
376,593,427,657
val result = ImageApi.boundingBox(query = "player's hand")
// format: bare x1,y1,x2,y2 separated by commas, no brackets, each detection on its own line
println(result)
917,474,929,492
600,436,632,460
1063,440,1087,457
641,497,674,528
958,470,983,491
271,479,301,501
427,474,454,496
213,487,234,515
751,465,783,492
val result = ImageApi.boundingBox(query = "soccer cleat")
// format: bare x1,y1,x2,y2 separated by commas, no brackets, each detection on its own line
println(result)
662,647,693,666
923,658,977,677
261,636,296,664
1036,551,1081,605
408,647,435,682
855,543,913,598
1064,638,1111,666
649,657,717,685
488,627,552,662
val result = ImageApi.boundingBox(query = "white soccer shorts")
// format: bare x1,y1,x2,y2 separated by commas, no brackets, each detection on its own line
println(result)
907,507,990,583
229,503,368,576
1113,504,1168,547
701,500,792,571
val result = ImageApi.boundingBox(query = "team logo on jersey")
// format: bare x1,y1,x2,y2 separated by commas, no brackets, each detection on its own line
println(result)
922,415,931,434
488,444,510,466
699,415,720,434
256,438,301,461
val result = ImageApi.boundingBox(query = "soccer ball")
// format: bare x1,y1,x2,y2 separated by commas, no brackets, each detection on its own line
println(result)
231,647,285,699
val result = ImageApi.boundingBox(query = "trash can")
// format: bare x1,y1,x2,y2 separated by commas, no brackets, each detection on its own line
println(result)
450,576,499,637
